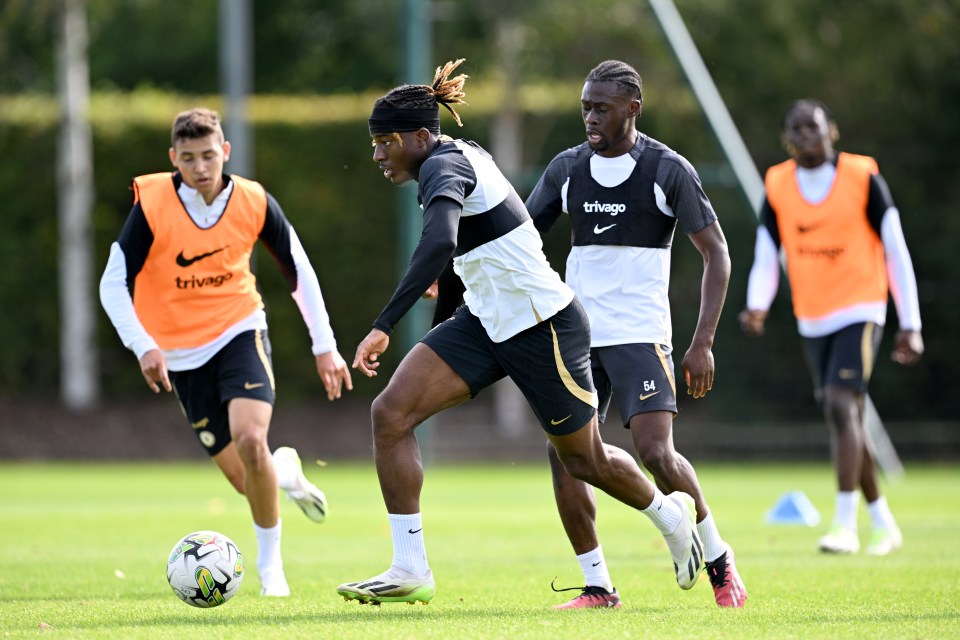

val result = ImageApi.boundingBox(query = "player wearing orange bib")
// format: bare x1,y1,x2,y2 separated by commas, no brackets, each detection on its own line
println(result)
739,100,923,556
100,108,353,595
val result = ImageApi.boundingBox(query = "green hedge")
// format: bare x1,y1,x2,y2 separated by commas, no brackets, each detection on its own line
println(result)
0,96,600,403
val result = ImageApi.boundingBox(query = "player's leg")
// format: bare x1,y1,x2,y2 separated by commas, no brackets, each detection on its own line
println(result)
547,441,600,555
629,411,746,606
227,397,289,595
371,342,472,513
593,342,741,603
545,353,620,609
814,322,886,554
211,443,245,494
227,398,277,527
338,310,487,606
546,441,621,609
215,329,291,595
546,419,702,590
506,302,703,590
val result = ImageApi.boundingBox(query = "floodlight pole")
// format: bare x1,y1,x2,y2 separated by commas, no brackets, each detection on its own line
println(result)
399,0,432,345
56,0,99,410
401,0,435,459
219,0,253,180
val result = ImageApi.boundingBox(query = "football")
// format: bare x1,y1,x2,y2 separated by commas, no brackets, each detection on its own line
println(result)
166,530,244,608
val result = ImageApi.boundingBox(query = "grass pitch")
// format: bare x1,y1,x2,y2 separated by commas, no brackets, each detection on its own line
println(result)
1,460,957,639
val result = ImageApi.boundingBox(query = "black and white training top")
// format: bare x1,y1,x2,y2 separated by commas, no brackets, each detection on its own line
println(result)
526,134,717,348
373,139,574,343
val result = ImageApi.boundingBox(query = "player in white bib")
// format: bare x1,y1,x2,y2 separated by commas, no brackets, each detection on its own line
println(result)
527,60,746,609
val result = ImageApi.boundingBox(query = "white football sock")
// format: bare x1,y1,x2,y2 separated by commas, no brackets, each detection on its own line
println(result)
834,491,860,531
642,488,683,535
867,496,897,530
577,546,614,592
696,512,727,562
255,520,283,579
388,513,430,577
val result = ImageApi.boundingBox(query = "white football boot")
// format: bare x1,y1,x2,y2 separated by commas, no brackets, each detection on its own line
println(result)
272,446,328,523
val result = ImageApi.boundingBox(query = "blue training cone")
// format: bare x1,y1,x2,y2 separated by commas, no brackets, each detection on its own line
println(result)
766,490,820,526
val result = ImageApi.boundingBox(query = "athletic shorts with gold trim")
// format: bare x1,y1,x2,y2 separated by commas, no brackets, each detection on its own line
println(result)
421,298,597,436
592,342,678,427
801,321,882,398
170,329,276,456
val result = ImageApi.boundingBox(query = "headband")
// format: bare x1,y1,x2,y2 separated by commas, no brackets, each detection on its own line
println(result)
368,104,441,136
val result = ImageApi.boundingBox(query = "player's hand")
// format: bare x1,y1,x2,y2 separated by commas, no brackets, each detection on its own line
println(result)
422,280,439,299
315,350,353,401
891,329,924,366
353,329,390,378
139,349,172,393
682,343,715,399
738,308,768,336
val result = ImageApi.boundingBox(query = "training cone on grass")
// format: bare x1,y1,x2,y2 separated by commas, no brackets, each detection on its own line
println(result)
766,490,820,526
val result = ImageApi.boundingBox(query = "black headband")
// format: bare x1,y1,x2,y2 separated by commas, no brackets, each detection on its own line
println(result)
368,104,441,136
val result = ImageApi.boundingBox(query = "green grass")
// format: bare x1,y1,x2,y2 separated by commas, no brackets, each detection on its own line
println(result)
1,461,958,639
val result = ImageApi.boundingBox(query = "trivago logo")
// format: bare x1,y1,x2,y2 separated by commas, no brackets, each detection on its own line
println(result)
175,273,234,289
582,201,626,215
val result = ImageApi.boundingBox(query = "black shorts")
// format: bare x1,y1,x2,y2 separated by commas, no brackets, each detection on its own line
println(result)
420,299,597,436
169,329,276,456
801,322,882,398
592,343,678,427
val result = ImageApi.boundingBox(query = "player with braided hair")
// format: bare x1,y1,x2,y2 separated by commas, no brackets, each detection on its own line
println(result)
527,59,746,608
336,60,704,607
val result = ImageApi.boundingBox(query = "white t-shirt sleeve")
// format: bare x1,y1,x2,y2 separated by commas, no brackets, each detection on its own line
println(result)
746,226,781,312
99,242,159,359
880,207,922,331
287,227,337,355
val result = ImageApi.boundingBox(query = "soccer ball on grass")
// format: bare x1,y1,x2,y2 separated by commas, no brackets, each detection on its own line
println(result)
166,530,244,607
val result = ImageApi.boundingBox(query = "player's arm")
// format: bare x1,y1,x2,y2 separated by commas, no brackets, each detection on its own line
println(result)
658,155,731,398
99,204,171,393
258,193,352,399
739,198,781,336
866,173,924,365
354,196,460,376
526,152,573,234
683,220,731,398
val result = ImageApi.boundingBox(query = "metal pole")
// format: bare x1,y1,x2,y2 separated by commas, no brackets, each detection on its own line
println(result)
400,0,432,348
647,0,765,211
219,0,253,180
402,0,434,458
56,0,99,410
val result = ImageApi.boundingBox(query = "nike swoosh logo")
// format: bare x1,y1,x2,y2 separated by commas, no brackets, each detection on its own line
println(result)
593,224,617,234
639,391,660,401
243,382,265,390
176,246,228,267
408,528,422,534
797,221,828,234
591,561,602,567
550,415,572,426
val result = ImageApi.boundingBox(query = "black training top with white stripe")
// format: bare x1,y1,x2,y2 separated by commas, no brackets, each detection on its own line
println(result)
526,134,717,348
373,140,573,343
